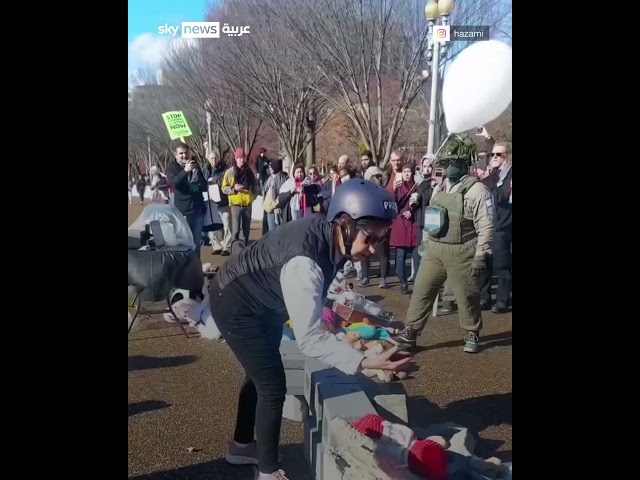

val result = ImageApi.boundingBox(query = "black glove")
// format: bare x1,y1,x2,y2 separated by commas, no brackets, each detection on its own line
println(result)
471,255,487,276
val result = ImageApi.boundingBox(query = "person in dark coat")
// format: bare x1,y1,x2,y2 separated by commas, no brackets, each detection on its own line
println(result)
413,156,436,246
318,164,340,213
257,148,271,187
389,163,420,294
166,143,209,257
136,177,147,204
479,142,512,313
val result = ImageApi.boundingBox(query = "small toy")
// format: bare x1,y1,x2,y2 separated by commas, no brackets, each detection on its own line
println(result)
343,332,366,351
282,319,295,341
321,307,340,332
343,323,392,341
340,331,407,382
351,414,448,480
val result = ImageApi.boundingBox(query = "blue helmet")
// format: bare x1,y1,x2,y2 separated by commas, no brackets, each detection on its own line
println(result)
326,179,398,223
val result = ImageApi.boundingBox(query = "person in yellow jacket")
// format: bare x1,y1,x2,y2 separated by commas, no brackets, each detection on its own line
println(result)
222,148,259,246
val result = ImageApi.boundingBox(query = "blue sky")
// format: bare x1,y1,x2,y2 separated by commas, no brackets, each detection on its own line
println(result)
128,0,211,81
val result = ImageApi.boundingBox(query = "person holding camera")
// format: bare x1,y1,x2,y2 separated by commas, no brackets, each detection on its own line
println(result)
166,142,208,257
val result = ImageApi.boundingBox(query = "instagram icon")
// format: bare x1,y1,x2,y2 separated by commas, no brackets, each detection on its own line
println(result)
434,25,450,42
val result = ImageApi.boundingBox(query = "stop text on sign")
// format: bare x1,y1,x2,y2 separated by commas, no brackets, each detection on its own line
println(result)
161,110,193,140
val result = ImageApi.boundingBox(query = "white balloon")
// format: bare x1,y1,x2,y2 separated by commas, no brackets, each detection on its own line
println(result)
442,40,512,134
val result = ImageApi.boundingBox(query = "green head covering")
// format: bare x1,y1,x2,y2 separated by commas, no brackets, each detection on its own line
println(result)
435,135,477,168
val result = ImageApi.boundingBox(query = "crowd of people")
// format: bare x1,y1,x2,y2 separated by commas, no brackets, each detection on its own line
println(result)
128,136,512,311
127,134,512,480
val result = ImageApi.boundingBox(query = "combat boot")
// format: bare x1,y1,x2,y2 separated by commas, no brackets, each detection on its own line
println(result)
394,326,420,350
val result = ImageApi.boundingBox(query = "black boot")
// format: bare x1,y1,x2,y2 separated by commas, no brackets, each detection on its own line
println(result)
480,300,492,311
400,282,409,294
394,326,419,349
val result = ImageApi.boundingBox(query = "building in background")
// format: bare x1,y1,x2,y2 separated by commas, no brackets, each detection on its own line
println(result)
156,69,179,87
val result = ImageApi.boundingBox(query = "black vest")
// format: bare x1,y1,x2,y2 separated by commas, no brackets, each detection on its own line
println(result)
213,214,344,315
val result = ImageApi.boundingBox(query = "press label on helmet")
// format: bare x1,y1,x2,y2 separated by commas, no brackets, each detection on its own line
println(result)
383,201,398,212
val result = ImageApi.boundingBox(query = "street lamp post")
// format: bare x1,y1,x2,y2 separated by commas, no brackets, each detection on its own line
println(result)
147,135,152,172
425,0,454,155
305,110,316,168
205,111,212,154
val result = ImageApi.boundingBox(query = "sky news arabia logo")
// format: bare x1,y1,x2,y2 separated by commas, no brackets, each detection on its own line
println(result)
157,22,250,38
434,25,489,42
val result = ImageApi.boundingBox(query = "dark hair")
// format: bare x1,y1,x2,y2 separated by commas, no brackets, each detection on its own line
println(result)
293,163,305,175
174,142,189,151
270,159,283,173
260,147,267,154
402,162,416,172
361,150,373,160
327,163,337,172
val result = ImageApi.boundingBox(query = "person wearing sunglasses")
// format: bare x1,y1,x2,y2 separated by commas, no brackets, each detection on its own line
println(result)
394,137,495,354
479,143,512,313
209,179,413,480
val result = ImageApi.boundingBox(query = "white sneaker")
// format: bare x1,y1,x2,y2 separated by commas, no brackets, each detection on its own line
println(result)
255,469,289,480
463,332,479,353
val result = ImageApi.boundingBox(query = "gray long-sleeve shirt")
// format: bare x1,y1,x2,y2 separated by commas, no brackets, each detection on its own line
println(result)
280,256,364,375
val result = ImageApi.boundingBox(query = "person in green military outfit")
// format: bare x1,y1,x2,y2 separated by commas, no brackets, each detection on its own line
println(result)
394,136,495,353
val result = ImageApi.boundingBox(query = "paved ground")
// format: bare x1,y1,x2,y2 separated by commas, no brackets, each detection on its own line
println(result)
128,201,512,479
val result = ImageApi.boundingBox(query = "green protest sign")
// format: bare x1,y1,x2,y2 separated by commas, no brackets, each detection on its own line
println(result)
162,111,193,140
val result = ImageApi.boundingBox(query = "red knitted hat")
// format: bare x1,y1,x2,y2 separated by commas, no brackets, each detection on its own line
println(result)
351,414,384,439
235,148,245,158
408,439,448,480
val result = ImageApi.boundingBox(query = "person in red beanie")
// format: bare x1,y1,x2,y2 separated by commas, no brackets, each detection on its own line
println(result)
221,148,258,246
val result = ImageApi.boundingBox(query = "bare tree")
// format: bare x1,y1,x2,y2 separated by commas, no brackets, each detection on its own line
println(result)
486,104,511,143
315,109,361,170
266,0,433,169
203,0,331,170
163,39,266,160
128,82,207,172
129,66,159,88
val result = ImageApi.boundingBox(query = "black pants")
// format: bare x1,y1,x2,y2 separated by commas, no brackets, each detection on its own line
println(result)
210,283,285,474
479,228,512,306
394,246,420,283
360,239,390,279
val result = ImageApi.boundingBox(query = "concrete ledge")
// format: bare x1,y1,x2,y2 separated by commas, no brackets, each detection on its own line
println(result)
304,358,330,408
285,369,304,396
282,346,413,480
315,443,324,480
280,342,306,370
322,417,421,480
313,369,361,429
322,391,377,450
303,416,320,473
282,395,308,421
